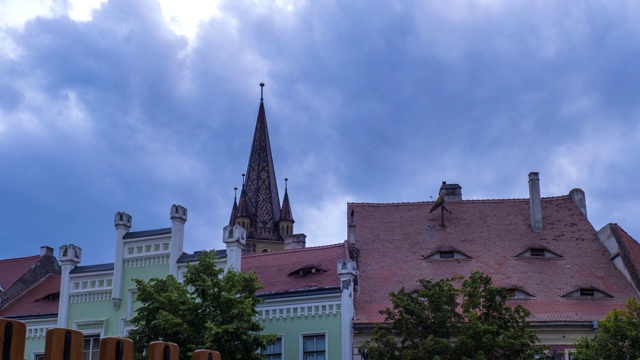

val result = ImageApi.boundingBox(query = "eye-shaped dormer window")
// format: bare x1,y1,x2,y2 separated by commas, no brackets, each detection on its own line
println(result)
563,288,612,298
516,248,561,258
422,250,471,260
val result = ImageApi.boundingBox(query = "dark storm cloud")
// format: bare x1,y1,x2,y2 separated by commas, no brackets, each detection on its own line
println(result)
2,1,640,262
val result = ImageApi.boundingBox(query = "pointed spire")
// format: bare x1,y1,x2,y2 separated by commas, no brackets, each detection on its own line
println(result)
280,178,294,222
242,83,282,240
228,187,238,227
237,174,250,218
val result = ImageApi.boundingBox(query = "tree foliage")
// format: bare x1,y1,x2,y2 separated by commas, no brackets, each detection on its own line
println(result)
129,250,275,360
361,272,539,360
573,297,640,360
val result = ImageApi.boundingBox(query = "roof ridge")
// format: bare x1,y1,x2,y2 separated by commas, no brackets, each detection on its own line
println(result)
347,195,571,206
0,254,40,263
242,242,345,258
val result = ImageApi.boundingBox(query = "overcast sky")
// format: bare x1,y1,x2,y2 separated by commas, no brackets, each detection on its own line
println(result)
2,0,640,265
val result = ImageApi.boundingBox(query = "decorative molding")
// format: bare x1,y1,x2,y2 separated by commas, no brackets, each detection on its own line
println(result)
26,325,52,338
113,298,122,310
70,290,112,304
71,277,112,293
256,301,341,321
124,254,169,269
125,242,170,258
75,321,105,331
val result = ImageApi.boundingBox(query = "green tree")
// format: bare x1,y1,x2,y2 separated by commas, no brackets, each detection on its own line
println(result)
573,297,640,360
361,272,539,360
129,250,275,360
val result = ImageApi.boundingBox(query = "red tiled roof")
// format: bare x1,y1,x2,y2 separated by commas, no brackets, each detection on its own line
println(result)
242,243,346,295
349,196,638,324
0,255,40,291
1,274,60,317
612,224,640,271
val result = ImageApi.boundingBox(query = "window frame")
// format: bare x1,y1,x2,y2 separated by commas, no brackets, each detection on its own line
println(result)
301,332,327,360
82,334,101,360
260,336,283,360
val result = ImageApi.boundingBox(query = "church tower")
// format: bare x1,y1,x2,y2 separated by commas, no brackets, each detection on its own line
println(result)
229,83,305,252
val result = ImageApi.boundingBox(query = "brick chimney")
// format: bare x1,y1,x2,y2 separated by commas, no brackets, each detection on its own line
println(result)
528,172,543,232
440,182,462,202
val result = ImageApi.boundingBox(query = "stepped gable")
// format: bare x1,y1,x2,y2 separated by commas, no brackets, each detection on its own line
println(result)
242,243,346,295
349,196,638,324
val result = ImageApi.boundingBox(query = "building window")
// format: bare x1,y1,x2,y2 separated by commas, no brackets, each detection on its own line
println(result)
439,251,454,259
530,248,545,257
303,334,325,360
579,289,595,297
83,335,100,360
261,337,282,360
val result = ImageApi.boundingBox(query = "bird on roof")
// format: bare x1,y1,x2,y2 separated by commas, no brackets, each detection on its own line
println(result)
430,188,446,213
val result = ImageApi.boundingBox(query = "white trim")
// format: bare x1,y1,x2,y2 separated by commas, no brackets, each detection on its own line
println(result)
73,320,105,336
124,240,171,259
70,290,112,303
564,348,576,360
300,331,328,360
257,301,340,320
124,254,170,268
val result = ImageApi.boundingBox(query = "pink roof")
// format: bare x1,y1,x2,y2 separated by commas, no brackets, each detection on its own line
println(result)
349,196,639,324
612,224,640,268
0,255,40,291
1,274,60,317
242,243,346,295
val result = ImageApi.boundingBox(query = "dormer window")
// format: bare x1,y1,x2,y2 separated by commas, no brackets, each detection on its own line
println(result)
563,288,612,298
530,248,545,257
440,251,454,259
580,289,594,297
289,266,326,277
422,250,471,260
36,292,60,302
506,288,534,299
516,248,561,258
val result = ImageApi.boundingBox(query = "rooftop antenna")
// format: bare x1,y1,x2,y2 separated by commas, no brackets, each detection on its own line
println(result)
260,82,265,102
430,181,452,227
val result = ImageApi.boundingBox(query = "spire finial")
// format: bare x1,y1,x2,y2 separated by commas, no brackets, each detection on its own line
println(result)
242,173,246,186
285,177,288,191
260,82,265,102
234,187,238,200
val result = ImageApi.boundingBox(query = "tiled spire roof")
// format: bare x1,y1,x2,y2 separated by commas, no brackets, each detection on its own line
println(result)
242,84,282,240
237,183,250,218
280,179,294,223
228,187,238,227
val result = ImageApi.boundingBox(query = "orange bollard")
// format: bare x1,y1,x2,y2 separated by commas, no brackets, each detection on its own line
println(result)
100,337,134,360
147,341,179,360
192,349,221,360
0,318,27,360
44,328,83,360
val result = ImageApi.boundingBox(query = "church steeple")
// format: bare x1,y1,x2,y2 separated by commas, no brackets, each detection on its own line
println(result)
227,83,305,252
240,83,282,241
